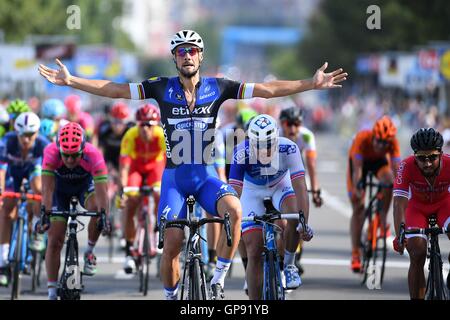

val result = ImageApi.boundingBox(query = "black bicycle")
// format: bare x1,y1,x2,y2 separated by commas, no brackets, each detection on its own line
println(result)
398,215,450,300
158,195,232,300
360,172,392,289
41,197,106,300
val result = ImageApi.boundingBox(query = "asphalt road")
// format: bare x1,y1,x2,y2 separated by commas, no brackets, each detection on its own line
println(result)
1,132,449,300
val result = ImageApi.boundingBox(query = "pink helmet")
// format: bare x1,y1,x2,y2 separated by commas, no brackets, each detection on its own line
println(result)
64,95,82,115
111,102,130,120
57,122,86,153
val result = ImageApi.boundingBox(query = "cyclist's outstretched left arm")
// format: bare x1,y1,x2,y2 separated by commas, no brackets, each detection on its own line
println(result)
39,59,131,99
252,62,347,98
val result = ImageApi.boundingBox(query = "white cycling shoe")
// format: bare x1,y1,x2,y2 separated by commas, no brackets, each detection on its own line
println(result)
284,264,302,289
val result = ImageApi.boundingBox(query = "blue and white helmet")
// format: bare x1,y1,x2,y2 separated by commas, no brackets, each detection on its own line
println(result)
40,118,56,139
14,112,40,134
170,30,204,53
41,98,66,119
247,114,279,149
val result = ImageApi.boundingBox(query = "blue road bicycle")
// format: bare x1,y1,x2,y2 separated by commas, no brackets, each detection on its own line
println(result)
3,185,42,300
242,197,306,300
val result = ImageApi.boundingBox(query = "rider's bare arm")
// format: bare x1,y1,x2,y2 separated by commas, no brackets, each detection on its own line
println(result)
252,62,347,98
41,174,55,210
291,176,310,223
393,196,408,236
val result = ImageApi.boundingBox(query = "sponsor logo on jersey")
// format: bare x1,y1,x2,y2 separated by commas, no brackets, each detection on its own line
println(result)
279,144,297,154
199,91,216,100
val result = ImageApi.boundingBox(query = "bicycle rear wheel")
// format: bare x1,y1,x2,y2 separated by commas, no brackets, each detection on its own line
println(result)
10,218,24,300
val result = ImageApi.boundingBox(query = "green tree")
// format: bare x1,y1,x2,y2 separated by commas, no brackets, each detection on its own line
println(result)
292,0,450,78
0,0,134,50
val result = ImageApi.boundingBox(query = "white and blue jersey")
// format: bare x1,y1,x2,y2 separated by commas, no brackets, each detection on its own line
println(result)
0,132,50,191
229,137,306,234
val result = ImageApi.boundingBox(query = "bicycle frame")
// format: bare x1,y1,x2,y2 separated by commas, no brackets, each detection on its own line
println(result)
262,221,285,300
44,197,106,300
360,172,390,289
242,197,304,300
158,195,232,300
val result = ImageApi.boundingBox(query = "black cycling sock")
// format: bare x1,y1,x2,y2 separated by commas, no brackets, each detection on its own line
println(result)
242,257,248,271
279,257,284,271
208,249,217,264
125,241,133,256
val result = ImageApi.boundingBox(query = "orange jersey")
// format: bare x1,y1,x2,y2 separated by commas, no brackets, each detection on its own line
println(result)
120,126,166,171
348,130,401,163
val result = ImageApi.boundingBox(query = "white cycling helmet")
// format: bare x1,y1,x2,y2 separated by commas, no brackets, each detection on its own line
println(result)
247,114,279,149
170,30,204,53
14,112,41,134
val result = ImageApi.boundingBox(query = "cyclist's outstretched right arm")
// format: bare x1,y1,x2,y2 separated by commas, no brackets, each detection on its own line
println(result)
39,59,131,99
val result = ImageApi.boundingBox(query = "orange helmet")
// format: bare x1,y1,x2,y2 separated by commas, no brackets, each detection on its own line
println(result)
373,116,397,140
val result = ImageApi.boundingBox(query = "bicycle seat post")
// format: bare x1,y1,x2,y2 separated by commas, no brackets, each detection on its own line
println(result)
428,215,437,227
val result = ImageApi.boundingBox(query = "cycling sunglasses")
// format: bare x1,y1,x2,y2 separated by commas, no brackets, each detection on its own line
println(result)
176,47,200,57
415,153,440,163
139,121,154,128
60,151,83,159
374,138,390,146
20,132,36,138
283,120,301,127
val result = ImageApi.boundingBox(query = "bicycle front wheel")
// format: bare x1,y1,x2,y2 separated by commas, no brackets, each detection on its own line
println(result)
265,251,283,300
426,247,448,300
142,213,151,296
188,258,203,300
10,218,24,300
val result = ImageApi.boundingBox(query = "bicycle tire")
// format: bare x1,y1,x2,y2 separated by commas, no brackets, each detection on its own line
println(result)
427,242,448,300
37,249,44,288
377,217,387,287
142,212,151,296
265,251,280,300
188,258,201,300
30,250,37,292
60,238,81,300
360,210,373,285
10,218,24,300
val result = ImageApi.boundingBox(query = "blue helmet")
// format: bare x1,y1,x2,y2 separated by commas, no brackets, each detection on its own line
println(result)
41,99,66,119
39,118,56,139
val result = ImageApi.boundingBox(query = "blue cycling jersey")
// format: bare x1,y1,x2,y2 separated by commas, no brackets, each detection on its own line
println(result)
130,76,254,219
0,131,50,191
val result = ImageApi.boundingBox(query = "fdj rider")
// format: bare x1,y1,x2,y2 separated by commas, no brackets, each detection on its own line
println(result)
347,116,400,272
39,29,347,299
229,114,313,300
119,104,165,273
393,128,450,299
39,122,110,300
0,112,49,286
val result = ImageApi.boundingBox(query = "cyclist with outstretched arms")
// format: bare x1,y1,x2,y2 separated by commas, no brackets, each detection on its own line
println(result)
393,128,450,299
229,114,313,299
0,112,49,286
38,122,110,300
347,116,400,272
39,29,347,299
